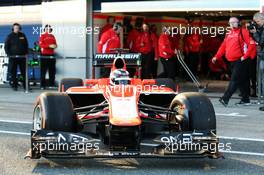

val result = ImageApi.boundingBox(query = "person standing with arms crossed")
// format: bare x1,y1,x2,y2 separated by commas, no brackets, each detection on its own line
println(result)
4,23,28,91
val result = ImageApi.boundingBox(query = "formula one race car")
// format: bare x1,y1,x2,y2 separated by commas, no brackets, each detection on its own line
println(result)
28,57,220,159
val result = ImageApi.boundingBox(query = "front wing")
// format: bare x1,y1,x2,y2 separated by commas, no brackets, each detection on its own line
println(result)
28,129,221,159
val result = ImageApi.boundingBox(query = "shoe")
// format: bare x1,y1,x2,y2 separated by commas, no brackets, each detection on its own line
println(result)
48,86,56,90
219,98,228,107
250,89,257,97
235,100,251,106
259,106,264,111
12,87,18,91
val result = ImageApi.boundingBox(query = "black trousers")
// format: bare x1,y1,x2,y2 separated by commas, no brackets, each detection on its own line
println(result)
149,50,158,78
186,52,200,77
40,58,56,87
159,57,176,79
201,53,211,75
222,59,250,102
9,57,26,89
141,53,153,79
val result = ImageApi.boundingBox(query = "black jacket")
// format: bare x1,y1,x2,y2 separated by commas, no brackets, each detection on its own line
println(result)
252,26,264,60
4,32,29,56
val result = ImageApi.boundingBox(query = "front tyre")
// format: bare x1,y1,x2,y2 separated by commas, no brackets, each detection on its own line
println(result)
169,92,216,133
33,92,76,132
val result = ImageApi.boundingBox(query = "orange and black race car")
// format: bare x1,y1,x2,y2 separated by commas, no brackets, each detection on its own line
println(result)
28,56,220,159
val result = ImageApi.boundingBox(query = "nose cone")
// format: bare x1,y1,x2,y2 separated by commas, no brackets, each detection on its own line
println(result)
107,85,141,126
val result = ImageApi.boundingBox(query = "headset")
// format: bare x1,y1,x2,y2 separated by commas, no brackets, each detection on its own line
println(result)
12,23,22,31
113,22,122,31
44,24,53,33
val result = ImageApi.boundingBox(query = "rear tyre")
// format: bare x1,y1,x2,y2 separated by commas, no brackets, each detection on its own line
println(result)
59,78,83,92
169,92,216,133
155,78,176,91
33,92,76,132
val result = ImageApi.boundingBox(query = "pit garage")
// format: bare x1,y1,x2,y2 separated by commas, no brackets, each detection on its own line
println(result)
92,0,260,89
0,0,260,90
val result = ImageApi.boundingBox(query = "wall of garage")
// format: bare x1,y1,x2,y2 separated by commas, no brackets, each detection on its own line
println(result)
0,5,41,48
41,0,87,81
0,0,88,83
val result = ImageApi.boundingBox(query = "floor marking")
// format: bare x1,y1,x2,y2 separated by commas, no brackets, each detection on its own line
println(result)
0,130,30,136
216,113,247,117
0,119,32,124
219,136,264,142
221,150,264,157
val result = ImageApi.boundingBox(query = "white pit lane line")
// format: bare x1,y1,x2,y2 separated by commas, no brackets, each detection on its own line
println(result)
215,113,247,117
0,119,32,124
0,130,30,136
221,150,264,157
219,136,264,142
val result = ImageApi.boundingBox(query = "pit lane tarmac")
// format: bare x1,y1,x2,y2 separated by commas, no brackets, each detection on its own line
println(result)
0,88,263,174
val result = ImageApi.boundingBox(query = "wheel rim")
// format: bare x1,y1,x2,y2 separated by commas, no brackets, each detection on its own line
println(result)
33,105,42,130
172,103,188,130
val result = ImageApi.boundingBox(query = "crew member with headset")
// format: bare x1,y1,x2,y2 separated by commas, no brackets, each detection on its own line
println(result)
4,23,28,91
39,25,57,89
99,16,116,40
98,22,122,54
97,22,122,77
212,17,255,107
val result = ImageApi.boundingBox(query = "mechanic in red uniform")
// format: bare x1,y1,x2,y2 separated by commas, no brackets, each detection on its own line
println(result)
150,24,159,78
126,25,141,53
97,22,122,77
170,29,181,77
184,32,201,78
125,24,142,77
158,26,176,79
97,22,122,54
39,25,57,89
212,17,255,106
99,16,115,40
137,23,153,79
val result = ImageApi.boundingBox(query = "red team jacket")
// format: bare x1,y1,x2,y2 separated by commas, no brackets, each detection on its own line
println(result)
250,41,257,59
215,28,255,62
126,29,141,52
184,33,201,53
99,23,113,40
97,28,121,53
39,32,57,55
171,34,181,50
137,31,152,54
158,33,175,59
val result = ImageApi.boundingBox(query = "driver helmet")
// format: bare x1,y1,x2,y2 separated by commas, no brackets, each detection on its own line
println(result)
110,69,131,85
